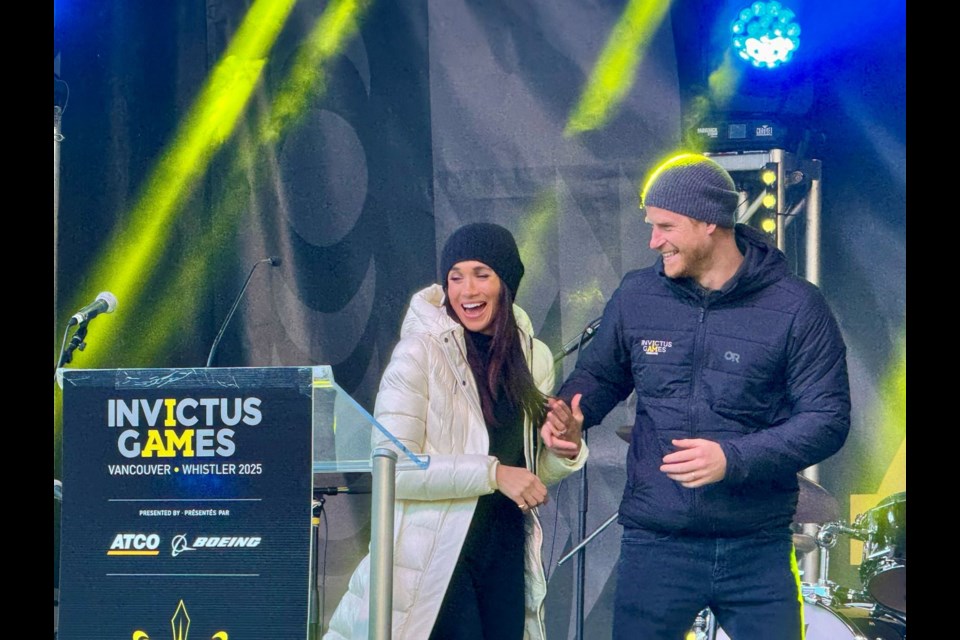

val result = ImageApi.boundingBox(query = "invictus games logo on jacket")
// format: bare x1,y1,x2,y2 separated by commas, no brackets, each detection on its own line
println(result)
641,339,673,355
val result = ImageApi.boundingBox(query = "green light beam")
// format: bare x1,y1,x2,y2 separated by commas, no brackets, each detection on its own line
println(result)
566,0,672,136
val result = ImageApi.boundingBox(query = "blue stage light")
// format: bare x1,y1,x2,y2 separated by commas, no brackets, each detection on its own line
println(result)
731,1,801,69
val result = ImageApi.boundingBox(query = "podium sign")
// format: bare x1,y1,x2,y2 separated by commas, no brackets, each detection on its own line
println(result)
57,367,315,640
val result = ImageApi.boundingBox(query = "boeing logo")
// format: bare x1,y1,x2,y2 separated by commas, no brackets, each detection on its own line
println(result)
171,534,196,557
171,534,262,557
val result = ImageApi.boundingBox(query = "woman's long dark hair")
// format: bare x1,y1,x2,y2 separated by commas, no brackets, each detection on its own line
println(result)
445,284,546,428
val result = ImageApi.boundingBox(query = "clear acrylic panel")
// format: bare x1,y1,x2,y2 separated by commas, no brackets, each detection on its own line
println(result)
310,365,428,472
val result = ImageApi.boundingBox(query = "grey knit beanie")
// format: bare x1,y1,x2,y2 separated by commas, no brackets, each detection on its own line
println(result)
640,154,739,228
440,222,525,296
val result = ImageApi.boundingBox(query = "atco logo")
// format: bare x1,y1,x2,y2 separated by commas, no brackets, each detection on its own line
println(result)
171,534,262,557
641,339,673,356
108,533,161,556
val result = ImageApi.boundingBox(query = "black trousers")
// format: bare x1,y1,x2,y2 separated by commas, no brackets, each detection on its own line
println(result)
429,503,525,640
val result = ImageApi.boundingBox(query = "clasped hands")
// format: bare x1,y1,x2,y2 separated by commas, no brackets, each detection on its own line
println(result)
540,393,583,459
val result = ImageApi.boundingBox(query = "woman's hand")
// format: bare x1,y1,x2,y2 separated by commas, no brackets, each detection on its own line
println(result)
496,464,548,512
540,394,583,459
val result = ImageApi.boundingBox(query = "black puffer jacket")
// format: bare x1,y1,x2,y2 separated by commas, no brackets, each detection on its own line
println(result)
559,224,850,535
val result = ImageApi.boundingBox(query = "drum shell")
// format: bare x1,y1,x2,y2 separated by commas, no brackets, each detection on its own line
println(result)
856,492,906,613
712,602,905,639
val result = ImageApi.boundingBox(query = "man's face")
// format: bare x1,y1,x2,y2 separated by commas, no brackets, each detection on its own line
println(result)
645,206,716,281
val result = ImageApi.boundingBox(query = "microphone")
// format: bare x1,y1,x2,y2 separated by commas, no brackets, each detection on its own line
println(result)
205,257,282,367
314,485,372,496
554,316,602,362
68,291,118,326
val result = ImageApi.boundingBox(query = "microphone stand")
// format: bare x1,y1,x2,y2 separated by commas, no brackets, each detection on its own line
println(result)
553,318,601,364
557,510,618,566
575,429,588,640
308,496,325,640
553,319,601,640
55,322,88,374
206,258,277,367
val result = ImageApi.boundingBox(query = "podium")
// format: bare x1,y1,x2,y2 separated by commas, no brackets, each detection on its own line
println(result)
55,366,427,640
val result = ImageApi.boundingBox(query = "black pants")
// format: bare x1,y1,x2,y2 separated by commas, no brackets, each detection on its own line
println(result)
429,513,525,639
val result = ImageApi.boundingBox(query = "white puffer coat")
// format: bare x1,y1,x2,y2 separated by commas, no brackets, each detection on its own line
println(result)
324,284,588,640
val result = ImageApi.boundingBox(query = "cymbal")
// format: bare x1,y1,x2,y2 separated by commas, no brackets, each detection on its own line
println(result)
616,425,633,443
792,533,818,554
794,474,840,524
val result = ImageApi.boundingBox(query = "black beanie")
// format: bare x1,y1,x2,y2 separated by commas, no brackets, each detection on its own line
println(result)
440,223,525,297
641,153,739,228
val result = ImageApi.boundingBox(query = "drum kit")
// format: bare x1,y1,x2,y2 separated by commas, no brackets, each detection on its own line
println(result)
691,484,907,639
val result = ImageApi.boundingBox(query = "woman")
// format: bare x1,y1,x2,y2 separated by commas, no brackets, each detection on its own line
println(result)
325,222,587,640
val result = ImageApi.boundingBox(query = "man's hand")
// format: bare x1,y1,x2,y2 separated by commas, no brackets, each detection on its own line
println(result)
660,438,727,488
540,394,583,459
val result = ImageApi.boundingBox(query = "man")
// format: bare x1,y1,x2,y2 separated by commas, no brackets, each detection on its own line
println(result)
540,153,850,639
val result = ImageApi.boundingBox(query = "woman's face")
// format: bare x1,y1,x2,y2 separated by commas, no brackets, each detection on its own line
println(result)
446,260,502,335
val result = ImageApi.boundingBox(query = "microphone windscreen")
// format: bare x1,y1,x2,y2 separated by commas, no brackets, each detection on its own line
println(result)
97,291,118,312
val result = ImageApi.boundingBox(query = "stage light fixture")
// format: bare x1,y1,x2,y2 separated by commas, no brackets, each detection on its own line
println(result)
760,217,777,233
760,165,777,186
731,1,801,70
762,192,777,209
674,0,817,154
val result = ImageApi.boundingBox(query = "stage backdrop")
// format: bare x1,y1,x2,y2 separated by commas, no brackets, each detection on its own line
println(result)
54,0,906,637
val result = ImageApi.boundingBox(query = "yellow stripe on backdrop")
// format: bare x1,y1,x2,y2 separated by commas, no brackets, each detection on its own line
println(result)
565,0,672,136
848,331,905,565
